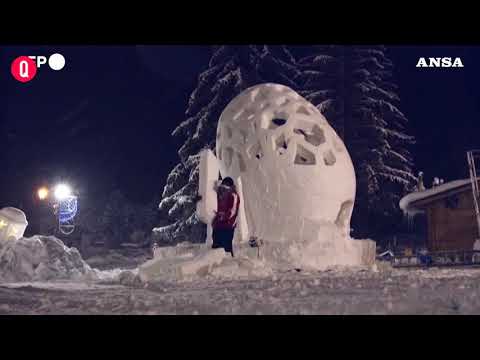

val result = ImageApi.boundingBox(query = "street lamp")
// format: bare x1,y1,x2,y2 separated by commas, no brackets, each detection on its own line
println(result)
54,183,72,201
37,187,49,200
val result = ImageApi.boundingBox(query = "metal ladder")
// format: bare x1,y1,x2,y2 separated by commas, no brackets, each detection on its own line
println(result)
467,150,480,239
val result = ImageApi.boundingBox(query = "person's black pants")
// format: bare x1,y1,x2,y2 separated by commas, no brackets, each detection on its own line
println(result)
212,228,235,256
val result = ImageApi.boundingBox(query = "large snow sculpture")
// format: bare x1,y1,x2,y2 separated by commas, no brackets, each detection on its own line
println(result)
0,207,28,242
140,84,375,282
216,84,375,269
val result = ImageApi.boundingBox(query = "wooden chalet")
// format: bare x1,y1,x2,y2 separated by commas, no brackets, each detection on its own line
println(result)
399,179,480,251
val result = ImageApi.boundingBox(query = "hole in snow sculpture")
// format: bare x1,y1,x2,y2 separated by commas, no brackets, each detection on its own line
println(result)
294,122,326,147
275,134,288,155
323,149,336,166
335,200,354,229
294,144,316,165
309,125,326,146
262,111,289,130
272,118,287,127
214,83,376,270
247,142,264,160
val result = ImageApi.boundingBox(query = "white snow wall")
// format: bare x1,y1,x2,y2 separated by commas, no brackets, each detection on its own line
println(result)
197,149,219,224
196,149,249,247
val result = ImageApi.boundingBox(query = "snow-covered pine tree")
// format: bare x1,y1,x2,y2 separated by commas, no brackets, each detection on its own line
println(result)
295,45,344,136
154,45,300,245
297,45,416,237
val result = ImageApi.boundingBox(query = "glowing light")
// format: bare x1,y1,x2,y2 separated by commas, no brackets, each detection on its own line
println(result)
54,183,72,200
37,187,49,200
0,219,7,229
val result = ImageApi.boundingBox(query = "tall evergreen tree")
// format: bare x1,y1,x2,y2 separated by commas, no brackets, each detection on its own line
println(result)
297,45,416,237
155,45,300,245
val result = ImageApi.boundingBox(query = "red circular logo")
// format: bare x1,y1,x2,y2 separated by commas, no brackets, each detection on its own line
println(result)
11,56,37,83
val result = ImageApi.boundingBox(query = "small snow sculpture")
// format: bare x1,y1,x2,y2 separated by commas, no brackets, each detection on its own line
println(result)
0,207,28,242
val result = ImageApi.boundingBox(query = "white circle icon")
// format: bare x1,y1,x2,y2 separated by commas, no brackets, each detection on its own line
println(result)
48,53,65,71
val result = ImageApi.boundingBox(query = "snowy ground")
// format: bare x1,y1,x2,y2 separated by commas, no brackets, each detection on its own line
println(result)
3,236,480,314
2,263,480,314
84,248,152,270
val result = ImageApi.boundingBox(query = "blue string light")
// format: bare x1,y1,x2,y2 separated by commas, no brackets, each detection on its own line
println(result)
58,196,78,224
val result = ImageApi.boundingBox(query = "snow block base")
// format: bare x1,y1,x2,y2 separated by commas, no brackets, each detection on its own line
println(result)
139,245,227,282
139,236,375,283
139,242,273,282
236,222,376,271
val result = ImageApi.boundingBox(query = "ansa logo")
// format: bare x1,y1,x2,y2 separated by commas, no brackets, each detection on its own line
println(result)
11,53,66,83
416,57,464,68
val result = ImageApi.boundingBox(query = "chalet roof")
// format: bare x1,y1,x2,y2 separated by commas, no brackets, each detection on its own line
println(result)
399,178,475,214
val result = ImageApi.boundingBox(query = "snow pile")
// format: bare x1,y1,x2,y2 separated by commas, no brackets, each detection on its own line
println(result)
0,236,98,283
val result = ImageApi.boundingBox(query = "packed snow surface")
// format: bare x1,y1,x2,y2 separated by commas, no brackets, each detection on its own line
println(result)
3,264,480,314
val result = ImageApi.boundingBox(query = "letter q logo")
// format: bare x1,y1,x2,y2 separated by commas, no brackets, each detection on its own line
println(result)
11,53,65,83
11,56,37,83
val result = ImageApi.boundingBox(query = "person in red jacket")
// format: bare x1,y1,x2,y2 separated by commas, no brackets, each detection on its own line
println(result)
212,177,240,257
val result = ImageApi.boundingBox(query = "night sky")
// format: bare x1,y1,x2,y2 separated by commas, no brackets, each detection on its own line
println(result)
1,45,480,215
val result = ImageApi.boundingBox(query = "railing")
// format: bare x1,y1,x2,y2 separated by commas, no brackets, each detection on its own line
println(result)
392,250,480,268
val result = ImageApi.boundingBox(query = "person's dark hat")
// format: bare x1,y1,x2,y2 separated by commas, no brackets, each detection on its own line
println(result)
221,177,235,187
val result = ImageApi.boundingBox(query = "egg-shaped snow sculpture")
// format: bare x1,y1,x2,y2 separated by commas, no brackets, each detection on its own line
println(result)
0,207,28,242
216,84,356,245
